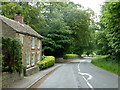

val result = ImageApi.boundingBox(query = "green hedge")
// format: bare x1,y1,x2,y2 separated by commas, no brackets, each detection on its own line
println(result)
36,56,55,70
63,54,79,59
91,55,119,75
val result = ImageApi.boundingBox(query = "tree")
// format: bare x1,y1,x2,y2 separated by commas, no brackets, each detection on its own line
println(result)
95,31,109,55
100,2,120,60
42,10,71,57
62,3,94,55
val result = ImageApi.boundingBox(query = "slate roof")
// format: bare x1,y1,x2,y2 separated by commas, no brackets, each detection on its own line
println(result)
0,15,43,39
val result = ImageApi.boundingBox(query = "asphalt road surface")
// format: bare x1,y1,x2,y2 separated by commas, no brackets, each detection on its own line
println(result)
36,57,119,89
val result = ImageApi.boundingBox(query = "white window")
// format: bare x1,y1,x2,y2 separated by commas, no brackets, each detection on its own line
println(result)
37,40,41,49
26,53,30,67
37,53,41,62
31,37,35,49
31,53,35,66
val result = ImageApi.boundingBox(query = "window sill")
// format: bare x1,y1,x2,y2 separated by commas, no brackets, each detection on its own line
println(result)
31,47,35,49
27,65,30,68
31,64,35,66
37,47,40,49
37,60,40,63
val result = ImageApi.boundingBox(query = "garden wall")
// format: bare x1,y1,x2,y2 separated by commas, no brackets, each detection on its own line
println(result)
2,71,23,88
25,66,39,76
55,58,78,63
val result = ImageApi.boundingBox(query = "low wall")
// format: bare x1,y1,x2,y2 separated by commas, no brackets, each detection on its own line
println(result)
2,71,23,88
25,66,39,76
55,58,79,63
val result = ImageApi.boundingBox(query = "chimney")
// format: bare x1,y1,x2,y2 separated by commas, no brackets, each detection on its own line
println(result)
14,15,24,24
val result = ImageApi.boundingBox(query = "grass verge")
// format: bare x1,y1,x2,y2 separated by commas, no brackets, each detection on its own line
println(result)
91,55,119,75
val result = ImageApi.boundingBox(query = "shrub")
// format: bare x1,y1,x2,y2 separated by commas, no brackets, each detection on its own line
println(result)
81,54,87,57
2,37,23,73
36,56,55,70
63,54,79,59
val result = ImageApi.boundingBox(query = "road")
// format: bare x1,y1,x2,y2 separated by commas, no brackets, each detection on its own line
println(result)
36,57,119,89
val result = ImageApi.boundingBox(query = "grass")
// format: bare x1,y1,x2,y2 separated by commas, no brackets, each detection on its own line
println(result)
91,55,119,75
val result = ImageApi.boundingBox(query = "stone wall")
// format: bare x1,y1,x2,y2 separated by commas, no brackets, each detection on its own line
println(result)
16,33,42,67
55,58,79,63
2,71,23,88
25,66,39,76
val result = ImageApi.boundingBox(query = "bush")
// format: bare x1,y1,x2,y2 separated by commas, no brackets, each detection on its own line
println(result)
81,54,87,57
91,55,119,75
2,37,23,73
63,54,79,59
36,56,55,70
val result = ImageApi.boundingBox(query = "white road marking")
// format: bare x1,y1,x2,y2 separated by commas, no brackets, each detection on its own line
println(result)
78,61,94,90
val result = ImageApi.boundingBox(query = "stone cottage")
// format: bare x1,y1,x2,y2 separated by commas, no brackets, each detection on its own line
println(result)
1,15,43,76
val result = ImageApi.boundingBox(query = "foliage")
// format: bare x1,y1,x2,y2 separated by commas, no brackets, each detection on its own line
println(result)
63,54,79,59
2,37,23,73
1,2,46,33
62,4,95,55
91,55,119,75
42,10,71,57
99,2,120,60
36,56,55,70
41,2,95,57
1,1,96,57
95,31,109,55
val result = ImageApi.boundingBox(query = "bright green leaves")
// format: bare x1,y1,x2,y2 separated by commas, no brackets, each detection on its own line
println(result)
98,2,120,60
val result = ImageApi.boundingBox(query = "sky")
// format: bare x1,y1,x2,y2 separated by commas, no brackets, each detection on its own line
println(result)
70,0,106,15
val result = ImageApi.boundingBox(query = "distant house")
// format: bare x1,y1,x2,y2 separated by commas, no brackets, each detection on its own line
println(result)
1,15,43,76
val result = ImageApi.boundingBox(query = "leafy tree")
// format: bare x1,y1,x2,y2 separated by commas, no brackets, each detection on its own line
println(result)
100,2,120,60
95,31,109,55
42,10,71,57
62,3,94,55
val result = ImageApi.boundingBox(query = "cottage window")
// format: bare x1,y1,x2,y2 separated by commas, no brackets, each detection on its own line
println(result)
37,40,41,49
31,53,35,66
31,37,35,49
18,35,23,44
26,53,30,67
37,53,41,62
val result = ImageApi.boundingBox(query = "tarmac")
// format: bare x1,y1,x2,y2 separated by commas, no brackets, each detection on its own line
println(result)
8,64,62,88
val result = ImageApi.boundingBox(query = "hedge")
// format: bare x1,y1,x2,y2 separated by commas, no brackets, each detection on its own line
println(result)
63,54,79,59
36,56,55,70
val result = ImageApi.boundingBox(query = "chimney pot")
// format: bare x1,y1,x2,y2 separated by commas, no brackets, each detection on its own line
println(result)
14,15,24,24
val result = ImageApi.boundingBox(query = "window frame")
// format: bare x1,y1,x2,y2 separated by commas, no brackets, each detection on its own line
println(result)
26,53,30,68
31,37,35,49
37,40,41,49
31,52,35,66
37,53,41,62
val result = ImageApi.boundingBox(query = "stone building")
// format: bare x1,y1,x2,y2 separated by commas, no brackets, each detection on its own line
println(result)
1,15,43,76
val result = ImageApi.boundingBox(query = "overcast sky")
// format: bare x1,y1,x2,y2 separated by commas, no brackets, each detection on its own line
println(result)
70,0,106,15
